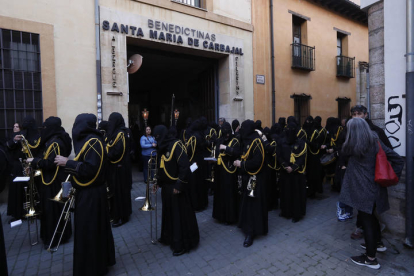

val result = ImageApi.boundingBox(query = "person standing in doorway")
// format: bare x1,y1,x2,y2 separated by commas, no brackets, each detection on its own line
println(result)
140,126,157,184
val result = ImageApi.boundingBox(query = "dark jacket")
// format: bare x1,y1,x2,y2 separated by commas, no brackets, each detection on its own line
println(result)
339,137,404,215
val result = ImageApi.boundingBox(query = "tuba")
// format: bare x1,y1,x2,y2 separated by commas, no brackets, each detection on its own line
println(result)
140,150,159,244
47,175,75,253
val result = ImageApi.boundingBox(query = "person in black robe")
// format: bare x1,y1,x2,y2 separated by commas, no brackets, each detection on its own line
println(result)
180,117,192,144
234,120,267,247
98,120,109,141
185,120,208,211
303,116,322,197
278,117,286,129
6,116,41,221
278,122,307,223
153,125,200,256
264,124,283,210
106,112,132,227
213,122,241,224
232,119,240,139
55,113,115,276
26,117,72,249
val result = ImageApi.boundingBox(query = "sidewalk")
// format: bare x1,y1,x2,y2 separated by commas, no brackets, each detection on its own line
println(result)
2,171,414,276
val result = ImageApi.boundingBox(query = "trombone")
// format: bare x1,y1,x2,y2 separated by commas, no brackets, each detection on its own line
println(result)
140,150,158,244
47,175,75,253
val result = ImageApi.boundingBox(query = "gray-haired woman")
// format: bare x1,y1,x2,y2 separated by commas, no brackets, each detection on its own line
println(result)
339,118,404,269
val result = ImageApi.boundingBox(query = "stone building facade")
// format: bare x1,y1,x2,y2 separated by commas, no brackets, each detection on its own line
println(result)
361,0,407,236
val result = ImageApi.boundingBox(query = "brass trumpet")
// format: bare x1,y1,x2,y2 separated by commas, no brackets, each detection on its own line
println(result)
247,175,257,198
140,150,158,244
47,175,75,253
205,143,216,183
23,165,40,246
20,135,41,177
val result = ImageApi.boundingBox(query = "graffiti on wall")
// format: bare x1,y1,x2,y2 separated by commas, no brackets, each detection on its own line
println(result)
385,96,403,150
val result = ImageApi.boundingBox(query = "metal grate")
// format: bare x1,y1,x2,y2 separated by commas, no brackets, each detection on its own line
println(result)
291,94,311,126
0,29,43,139
336,56,355,78
291,43,315,71
171,0,206,9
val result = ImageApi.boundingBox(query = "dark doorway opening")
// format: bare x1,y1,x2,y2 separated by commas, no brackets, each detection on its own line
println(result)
127,43,219,134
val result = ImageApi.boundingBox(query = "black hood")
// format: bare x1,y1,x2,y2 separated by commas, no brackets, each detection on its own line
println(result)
314,116,322,130
278,117,286,129
41,116,72,156
107,112,127,142
302,116,314,137
221,122,233,142
239,119,260,146
21,115,40,144
325,117,339,134
185,117,193,128
200,116,208,130
254,120,263,131
285,122,299,144
287,116,298,125
231,119,240,133
271,123,282,135
153,125,176,152
72,114,102,154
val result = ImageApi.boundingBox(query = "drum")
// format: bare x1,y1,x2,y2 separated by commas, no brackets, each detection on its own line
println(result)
320,153,336,166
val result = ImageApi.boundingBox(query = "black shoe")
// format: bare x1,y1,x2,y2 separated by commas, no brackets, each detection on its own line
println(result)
292,218,300,223
351,254,380,269
172,249,187,256
112,220,123,228
243,235,253,247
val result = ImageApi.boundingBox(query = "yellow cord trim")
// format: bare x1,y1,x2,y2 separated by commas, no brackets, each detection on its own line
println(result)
41,142,60,185
206,128,217,153
330,126,343,147
241,138,265,175
186,136,196,162
183,130,187,144
320,128,327,145
106,132,125,164
297,129,307,140
309,130,320,155
73,138,104,187
27,137,41,149
217,138,239,174
160,141,186,181
290,143,307,173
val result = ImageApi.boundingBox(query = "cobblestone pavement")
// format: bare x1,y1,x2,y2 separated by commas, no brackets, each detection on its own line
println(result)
2,171,414,276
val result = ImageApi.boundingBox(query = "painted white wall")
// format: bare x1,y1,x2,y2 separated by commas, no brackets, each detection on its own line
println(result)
361,0,381,9
384,0,406,156
212,0,252,24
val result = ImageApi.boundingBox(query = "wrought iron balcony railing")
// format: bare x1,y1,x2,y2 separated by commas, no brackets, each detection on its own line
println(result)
171,0,206,9
291,43,315,71
336,56,355,78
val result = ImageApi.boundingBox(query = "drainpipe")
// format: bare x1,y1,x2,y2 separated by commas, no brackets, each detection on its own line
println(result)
270,0,276,125
95,0,103,123
366,67,370,117
404,0,414,249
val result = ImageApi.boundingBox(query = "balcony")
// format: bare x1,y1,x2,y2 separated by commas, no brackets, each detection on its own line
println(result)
171,0,206,10
336,56,355,78
291,43,315,71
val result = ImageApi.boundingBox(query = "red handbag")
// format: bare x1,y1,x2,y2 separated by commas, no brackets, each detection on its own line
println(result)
375,141,399,187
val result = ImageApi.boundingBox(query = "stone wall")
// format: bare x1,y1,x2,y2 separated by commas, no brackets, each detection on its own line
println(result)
367,0,406,237
368,1,385,128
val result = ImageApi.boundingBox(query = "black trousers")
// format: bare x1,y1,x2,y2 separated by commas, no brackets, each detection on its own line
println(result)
357,209,381,258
